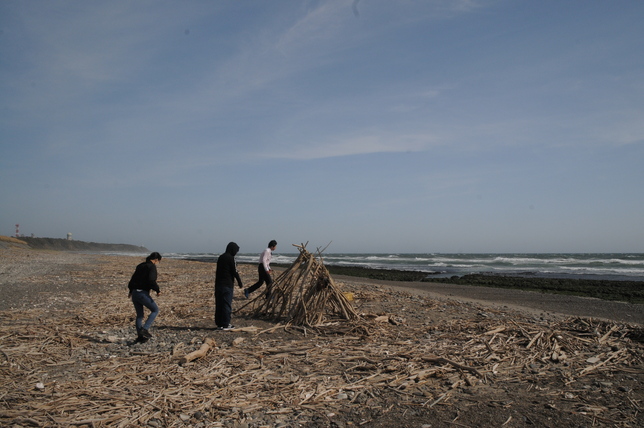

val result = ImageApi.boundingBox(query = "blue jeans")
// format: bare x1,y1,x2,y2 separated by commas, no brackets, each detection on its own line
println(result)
131,290,159,333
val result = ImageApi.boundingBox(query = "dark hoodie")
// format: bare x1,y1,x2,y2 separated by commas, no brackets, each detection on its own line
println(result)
128,260,160,294
215,242,243,289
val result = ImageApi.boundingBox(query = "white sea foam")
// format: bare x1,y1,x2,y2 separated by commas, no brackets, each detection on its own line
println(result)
165,252,644,280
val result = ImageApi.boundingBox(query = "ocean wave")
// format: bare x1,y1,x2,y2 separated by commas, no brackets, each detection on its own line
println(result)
169,252,644,281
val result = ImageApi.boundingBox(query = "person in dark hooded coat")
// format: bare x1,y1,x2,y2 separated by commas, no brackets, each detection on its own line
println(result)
214,242,243,330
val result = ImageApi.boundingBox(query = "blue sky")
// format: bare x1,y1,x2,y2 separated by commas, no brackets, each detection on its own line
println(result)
1,0,643,254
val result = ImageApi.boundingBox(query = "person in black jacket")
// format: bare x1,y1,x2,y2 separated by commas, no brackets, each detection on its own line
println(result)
128,252,162,342
214,242,243,330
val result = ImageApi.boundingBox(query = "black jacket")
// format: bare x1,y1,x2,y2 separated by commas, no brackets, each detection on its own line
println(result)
215,242,243,289
128,261,160,294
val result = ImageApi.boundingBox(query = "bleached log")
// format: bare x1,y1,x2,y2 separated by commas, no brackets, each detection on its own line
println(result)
179,338,216,365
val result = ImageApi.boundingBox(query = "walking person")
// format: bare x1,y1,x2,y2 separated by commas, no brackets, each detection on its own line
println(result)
244,240,277,299
214,242,243,330
128,252,162,342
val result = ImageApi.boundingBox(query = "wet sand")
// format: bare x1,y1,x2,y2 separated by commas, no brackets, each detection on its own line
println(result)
334,274,644,325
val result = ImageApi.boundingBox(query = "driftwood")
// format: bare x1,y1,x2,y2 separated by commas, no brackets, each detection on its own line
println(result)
241,243,359,326
0,252,642,427
178,338,216,365
421,355,483,378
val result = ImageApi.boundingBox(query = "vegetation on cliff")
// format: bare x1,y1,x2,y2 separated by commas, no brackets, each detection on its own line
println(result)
7,236,149,253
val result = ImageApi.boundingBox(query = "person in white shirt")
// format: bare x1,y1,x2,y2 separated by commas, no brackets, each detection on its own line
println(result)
244,240,277,299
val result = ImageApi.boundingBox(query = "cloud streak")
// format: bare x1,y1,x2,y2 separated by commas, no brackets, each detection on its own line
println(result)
268,133,437,160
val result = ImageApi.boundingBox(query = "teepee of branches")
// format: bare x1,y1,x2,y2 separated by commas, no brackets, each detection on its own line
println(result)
241,243,359,327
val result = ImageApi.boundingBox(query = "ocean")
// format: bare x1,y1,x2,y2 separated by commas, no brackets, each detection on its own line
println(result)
162,252,644,282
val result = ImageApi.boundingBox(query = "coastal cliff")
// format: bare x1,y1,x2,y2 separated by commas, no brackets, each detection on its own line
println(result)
4,236,149,253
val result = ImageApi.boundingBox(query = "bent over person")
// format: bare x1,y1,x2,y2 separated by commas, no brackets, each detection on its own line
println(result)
214,242,243,330
128,252,162,342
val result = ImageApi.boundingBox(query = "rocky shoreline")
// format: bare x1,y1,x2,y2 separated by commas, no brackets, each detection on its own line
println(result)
313,265,644,305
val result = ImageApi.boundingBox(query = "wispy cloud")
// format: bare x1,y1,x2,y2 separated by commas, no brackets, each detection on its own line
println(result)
268,132,437,160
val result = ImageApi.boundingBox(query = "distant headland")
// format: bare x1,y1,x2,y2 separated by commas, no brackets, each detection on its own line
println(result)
0,235,149,253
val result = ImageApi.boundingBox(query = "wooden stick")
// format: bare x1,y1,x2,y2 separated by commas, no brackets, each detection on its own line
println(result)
598,325,618,344
179,338,216,365
421,356,483,378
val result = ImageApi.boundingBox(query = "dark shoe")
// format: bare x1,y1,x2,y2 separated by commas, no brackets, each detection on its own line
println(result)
244,289,250,299
137,334,149,343
141,328,152,339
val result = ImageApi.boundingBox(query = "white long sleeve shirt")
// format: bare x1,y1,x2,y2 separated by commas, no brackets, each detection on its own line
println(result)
258,247,272,272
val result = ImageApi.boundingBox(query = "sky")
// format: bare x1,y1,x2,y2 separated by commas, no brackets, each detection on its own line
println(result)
1,0,643,254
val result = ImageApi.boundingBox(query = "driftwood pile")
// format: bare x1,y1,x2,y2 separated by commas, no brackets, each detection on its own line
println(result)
0,252,642,427
1,305,641,427
241,243,359,326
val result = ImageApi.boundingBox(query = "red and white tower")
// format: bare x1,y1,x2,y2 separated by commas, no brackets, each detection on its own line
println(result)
15,224,19,237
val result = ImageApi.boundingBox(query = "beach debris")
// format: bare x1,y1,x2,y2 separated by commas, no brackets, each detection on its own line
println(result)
1,251,642,427
178,337,216,365
241,243,359,326
374,315,390,323
421,355,483,378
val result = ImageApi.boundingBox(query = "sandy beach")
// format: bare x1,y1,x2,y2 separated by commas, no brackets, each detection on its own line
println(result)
335,275,644,326
1,247,642,427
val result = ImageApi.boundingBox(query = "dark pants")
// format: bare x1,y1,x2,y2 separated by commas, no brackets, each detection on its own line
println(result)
247,263,272,295
131,290,159,334
215,286,234,327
